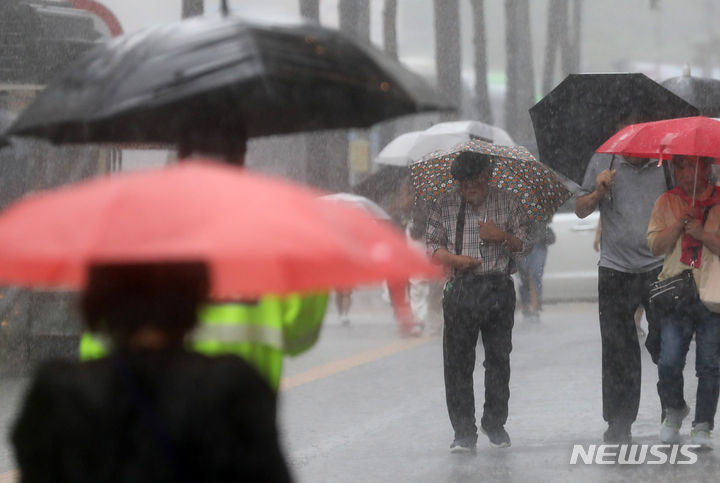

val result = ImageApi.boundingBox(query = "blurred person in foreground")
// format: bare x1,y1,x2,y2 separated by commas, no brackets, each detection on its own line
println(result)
647,155,720,449
575,146,669,443
80,135,329,391
426,151,531,451
13,262,292,482
408,198,445,336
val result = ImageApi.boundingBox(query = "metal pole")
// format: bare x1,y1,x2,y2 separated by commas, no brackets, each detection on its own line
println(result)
692,159,698,207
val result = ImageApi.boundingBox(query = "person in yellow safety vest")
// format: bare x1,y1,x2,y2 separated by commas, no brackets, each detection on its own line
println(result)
79,292,328,390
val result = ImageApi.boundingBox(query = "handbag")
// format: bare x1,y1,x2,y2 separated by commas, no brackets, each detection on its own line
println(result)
698,254,720,313
698,250,720,313
696,199,720,313
648,269,698,311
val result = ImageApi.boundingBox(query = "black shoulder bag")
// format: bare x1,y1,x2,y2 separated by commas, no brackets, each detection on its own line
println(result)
648,269,697,312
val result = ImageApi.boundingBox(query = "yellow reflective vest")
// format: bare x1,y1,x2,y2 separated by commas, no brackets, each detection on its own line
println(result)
79,293,328,390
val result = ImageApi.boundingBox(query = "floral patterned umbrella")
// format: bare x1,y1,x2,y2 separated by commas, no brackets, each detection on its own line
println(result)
410,139,572,222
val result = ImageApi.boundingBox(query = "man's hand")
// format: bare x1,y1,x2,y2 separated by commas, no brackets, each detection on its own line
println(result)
454,255,481,271
432,248,481,271
575,168,617,218
595,168,616,196
478,219,505,241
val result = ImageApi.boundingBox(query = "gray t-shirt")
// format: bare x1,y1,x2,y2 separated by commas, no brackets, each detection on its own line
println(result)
579,153,667,273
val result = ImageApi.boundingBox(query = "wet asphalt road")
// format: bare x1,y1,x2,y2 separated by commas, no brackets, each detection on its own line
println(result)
2,298,719,482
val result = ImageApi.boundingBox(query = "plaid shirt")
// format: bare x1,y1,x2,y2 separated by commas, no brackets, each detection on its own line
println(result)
425,187,532,275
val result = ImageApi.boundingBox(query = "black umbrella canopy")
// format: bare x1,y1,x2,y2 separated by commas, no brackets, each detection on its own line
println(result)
0,108,14,149
530,73,699,186
5,15,453,147
661,74,720,117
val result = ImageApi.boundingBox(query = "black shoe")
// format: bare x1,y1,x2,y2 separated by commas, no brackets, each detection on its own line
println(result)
480,425,511,448
450,436,477,454
603,423,632,443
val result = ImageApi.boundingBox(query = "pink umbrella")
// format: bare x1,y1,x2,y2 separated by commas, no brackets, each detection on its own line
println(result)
0,160,441,298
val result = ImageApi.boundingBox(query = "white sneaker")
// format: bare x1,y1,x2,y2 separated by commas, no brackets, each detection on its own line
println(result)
660,406,690,443
691,422,713,450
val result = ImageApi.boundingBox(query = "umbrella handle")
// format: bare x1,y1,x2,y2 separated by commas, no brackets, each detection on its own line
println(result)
606,154,615,206
692,161,698,208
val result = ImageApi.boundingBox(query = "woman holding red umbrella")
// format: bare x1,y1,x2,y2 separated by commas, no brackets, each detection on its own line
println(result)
647,155,720,449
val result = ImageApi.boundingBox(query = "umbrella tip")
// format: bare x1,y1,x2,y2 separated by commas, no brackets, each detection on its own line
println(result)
221,0,230,16
683,64,692,77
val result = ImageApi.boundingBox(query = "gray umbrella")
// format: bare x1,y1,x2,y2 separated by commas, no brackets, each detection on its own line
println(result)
3,15,452,155
661,73,720,117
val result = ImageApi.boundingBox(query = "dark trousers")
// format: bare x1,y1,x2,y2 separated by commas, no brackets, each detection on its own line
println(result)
598,266,661,427
442,273,515,441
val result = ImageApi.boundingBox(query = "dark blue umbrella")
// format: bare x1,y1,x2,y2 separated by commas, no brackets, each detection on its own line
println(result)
530,73,699,185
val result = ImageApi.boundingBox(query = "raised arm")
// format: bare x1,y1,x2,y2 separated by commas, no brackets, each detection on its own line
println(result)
575,168,616,218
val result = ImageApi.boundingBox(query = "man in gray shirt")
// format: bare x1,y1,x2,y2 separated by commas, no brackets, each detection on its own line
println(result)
575,152,668,443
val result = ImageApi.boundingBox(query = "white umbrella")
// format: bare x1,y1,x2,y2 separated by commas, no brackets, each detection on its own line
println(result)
375,121,515,168
374,130,468,166
319,193,392,220
425,120,515,146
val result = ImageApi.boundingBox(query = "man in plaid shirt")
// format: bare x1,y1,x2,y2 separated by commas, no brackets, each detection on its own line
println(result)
426,151,531,451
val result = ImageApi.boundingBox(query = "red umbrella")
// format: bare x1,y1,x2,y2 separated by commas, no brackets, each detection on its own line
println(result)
596,116,720,160
0,161,441,297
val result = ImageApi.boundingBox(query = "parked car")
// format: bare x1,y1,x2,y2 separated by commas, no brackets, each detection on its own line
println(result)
542,209,600,302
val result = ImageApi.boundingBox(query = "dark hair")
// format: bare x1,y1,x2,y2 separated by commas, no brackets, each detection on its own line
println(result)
81,261,209,347
451,151,493,181
177,119,247,166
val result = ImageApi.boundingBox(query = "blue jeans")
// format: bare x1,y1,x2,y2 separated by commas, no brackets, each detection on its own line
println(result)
657,300,720,429
517,243,547,310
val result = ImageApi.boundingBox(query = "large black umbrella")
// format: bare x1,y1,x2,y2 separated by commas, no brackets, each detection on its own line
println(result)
661,73,720,117
3,15,452,154
529,73,699,186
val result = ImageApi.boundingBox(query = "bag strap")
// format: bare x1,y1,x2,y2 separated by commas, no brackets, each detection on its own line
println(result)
661,160,674,190
455,198,466,255
690,187,717,264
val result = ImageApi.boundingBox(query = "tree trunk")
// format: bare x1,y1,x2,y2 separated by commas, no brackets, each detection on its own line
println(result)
339,0,370,42
304,0,374,191
557,0,572,77
504,0,535,145
377,0,399,153
542,0,562,94
434,0,461,120
299,0,319,21
383,0,398,59
181,0,203,18
569,0,582,73
469,0,492,123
